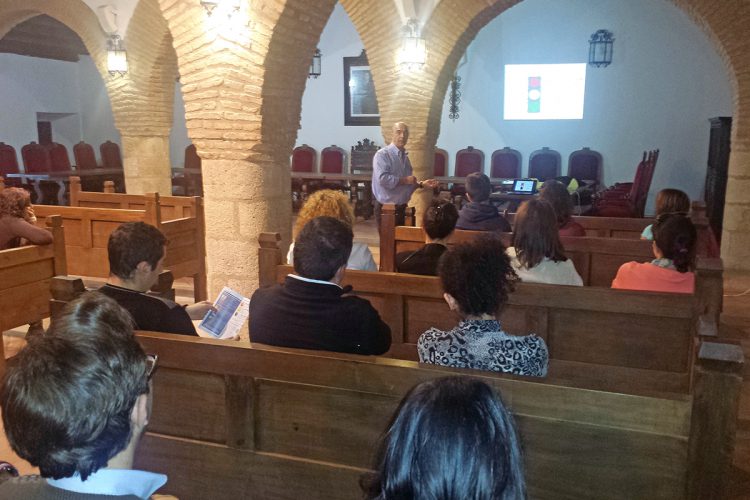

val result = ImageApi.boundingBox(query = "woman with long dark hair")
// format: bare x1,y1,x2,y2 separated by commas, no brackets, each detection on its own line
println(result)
362,376,526,500
508,199,583,285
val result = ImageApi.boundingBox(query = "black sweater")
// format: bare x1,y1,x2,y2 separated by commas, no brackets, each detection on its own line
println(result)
249,276,391,355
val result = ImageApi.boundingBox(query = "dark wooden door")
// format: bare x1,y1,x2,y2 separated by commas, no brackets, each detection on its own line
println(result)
37,121,52,145
704,117,731,244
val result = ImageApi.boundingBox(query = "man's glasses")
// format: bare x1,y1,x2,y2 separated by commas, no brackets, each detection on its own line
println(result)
146,354,159,381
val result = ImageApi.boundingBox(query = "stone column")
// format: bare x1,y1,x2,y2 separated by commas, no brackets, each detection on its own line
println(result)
407,140,436,223
201,156,291,299
721,148,750,270
121,135,173,195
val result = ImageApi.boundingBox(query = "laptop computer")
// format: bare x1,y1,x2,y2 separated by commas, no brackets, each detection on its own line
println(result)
510,179,537,195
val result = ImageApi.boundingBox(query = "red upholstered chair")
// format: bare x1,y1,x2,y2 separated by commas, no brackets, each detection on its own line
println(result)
455,146,484,178
593,150,659,218
320,145,346,174
490,147,522,179
185,144,202,171
292,144,316,173
0,142,20,177
528,147,561,181
73,142,98,170
434,148,448,177
47,143,72,172
568,147,603,187
0,142,23,189
100,141,123,170
22,142,52,173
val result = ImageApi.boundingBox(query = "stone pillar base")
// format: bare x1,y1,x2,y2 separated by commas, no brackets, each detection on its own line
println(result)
121,135,173,195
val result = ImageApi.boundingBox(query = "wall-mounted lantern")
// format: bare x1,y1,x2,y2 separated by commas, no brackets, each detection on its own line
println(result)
309,48,322,79
397,18,426,71
107,35,128,76
588,29,614,68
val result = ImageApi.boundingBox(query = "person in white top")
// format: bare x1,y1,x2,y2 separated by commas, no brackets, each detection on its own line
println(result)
289,189,377,271
507,199,583,286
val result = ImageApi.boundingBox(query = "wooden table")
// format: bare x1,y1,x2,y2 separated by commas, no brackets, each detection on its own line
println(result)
7,168,124,205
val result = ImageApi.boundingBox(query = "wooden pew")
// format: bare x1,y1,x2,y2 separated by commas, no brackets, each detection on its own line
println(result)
259,232,716,395
133,331,743,499
32,191,207,301
0,216,66,372
505,211,652,238
378,205,724,319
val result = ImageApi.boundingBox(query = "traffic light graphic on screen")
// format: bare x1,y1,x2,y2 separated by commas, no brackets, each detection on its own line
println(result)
528,76,541,113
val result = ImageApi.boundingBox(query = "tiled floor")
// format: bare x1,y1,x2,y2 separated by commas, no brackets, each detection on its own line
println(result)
2,218,749,495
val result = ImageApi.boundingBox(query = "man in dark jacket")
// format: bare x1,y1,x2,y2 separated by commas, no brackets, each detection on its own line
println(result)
250,216,391,355
455,172,512,231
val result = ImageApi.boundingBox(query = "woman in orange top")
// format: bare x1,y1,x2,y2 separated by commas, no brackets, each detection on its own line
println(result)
612,213,696,294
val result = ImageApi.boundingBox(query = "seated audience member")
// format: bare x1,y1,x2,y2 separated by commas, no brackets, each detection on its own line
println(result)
613,213,696,293
507,199,583,286
0,293,167,498
0,187,53,250
418,236,548,376
539,180,585,237
99,221,212,336
641,188,690,240
362,376,526,500
396,200,458,276
455,172,511,232
288,189,376,271
251,216,391,354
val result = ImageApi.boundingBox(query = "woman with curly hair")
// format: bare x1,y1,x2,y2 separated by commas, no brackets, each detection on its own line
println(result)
287,189,376,271
417,236,548,376
0,187,52,250
612,213,696,293
508,199,583,286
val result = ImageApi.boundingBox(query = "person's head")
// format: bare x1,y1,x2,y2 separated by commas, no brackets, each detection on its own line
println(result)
107,222,167,288
438,236,516,318
0,293,153,480
655,189,690,217
364,376,526,500
293,216,353,281
422,200,459,242
293,189,355,238
0,187,31,218
512,199,567,268
540,180,574,226
466,172,492,203
391,122,409,150
652,213,697,272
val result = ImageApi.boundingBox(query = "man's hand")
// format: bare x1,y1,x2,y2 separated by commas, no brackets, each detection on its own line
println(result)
422,179,440,189
186,301,216,320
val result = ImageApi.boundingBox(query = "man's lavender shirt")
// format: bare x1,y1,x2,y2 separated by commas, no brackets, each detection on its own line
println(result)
371,143,417,205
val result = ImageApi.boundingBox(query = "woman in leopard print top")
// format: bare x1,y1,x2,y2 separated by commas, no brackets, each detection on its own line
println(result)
417,236,548,377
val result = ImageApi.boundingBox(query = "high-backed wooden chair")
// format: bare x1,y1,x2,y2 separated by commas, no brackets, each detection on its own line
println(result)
185,144,201,171
47,143,72,172
100,141,123,170
568,147,603,187
490,147,522,179
0,143,22,188
320,145,346,174
528,147,561,181
434,148,448,177
593,150,659,218
291,144,316,174
455,146,484,177
73,141,98,170
21,142,52,173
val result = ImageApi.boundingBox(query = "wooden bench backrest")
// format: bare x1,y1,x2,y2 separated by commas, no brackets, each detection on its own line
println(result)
133,331,743,499
505,212,652,238
259,233,706,394
69,176,198,221
32,203,207,301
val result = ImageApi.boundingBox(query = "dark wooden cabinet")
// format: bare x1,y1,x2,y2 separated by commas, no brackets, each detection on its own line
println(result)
704,117,731,243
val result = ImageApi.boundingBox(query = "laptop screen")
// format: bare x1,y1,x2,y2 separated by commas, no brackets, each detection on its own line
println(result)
512,179,536,194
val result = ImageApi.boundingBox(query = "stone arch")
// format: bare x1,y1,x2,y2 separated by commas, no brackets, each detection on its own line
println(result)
0,0,180,194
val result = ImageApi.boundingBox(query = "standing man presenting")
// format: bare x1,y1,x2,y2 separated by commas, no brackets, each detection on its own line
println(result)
372,122,438,226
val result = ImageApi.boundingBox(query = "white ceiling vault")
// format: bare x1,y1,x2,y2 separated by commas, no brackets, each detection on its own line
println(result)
394,0,441,25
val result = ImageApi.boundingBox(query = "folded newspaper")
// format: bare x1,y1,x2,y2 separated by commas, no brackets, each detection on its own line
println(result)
198,287,250,339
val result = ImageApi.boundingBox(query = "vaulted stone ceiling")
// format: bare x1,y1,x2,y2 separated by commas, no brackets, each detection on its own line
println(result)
0,14,88,62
